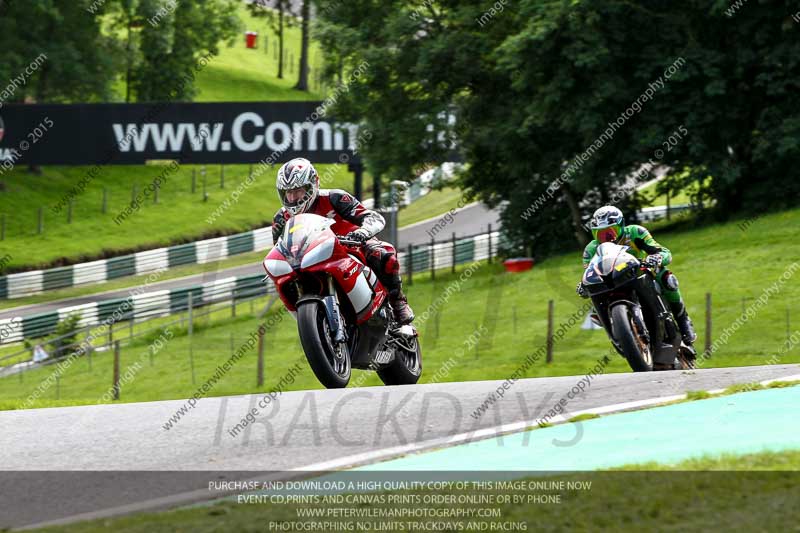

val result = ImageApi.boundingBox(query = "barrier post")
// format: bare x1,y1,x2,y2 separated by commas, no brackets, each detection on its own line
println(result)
202,167,208,202
513,305,517,334
188,292,196,384
487,224,493,263
546,300,554,363
407,243,413,286
112,340,120,400
451,232,456,274
704,293,712,358
257,324,265,387
430,237,435,281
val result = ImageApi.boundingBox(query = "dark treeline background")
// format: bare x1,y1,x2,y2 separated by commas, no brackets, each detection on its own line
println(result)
313,0,800,255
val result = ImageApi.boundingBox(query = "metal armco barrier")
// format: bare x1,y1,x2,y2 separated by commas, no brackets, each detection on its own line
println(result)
0,230,503,346
0,274,270,349
0,226,273,300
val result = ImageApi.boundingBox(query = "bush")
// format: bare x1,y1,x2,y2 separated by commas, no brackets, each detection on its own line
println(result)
47,313,83,360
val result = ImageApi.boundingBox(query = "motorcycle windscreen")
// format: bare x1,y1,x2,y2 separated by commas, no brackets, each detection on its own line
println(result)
583,243,634,285
280,214,335,268
594,243,636,275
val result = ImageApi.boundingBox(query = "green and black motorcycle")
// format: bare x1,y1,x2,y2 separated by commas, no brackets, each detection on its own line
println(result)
580,242,697,372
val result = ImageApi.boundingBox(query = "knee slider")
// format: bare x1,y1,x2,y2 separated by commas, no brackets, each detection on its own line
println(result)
664,271,679,291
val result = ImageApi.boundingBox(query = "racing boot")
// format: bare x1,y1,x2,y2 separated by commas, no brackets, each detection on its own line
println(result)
670,301,697,344
389,289,415,325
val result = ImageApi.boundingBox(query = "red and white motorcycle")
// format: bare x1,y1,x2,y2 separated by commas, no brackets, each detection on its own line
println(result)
262,213,422,388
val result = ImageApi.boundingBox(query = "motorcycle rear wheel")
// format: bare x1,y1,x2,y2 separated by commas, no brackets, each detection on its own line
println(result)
610,304,653,372
298,301,351,388
377,336,422,386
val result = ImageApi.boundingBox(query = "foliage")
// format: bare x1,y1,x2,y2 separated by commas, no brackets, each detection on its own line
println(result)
47,313,83,360
314,0,800,256
0,0,121,103
130,0,241,101
246,0,296,79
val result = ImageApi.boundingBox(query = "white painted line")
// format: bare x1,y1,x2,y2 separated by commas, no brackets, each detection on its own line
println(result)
762,373,800,385
707,373,800,396
297,373,800,473
296,393,690,472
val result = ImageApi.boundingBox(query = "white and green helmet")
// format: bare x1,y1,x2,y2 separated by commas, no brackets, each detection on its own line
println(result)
590,205,625,243
276,158,319,215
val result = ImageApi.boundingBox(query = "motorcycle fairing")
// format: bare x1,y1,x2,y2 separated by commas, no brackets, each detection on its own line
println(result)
262,213,388,324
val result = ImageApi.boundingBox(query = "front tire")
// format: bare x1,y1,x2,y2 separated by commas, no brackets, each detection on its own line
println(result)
610,304,653,372
297,301,351,388
377,337,422,386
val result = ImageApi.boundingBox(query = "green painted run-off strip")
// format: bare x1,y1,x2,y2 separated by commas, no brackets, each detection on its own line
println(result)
355,386,800,472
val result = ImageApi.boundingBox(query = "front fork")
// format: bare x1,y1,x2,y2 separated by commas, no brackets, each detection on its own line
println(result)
630,304,650,344
323,275,347,344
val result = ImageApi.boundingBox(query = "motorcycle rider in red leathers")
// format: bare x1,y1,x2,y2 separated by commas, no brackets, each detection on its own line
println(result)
271,158,415,324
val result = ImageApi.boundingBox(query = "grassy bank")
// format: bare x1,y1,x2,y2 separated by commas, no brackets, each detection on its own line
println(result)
0,163,368,270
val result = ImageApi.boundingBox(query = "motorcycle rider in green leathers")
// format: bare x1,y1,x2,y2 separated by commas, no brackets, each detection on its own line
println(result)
577,205,697,344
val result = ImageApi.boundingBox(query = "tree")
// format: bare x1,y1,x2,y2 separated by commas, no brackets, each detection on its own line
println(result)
248,0,294,80
46,313,83,360
313,0,466,179
132,0,240,102
114,0,142,103
0,0,121,104
0,0,123,174
293,0,310,91
315,0,800,257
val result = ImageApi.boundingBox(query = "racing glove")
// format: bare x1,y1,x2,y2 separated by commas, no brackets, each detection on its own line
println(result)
643,254,663,270
344,229,370,243
576,281,588,298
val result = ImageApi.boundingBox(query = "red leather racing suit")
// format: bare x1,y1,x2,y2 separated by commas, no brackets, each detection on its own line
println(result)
271,189,402,293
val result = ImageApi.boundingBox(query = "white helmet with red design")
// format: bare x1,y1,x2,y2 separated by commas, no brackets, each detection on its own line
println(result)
276,158,319,215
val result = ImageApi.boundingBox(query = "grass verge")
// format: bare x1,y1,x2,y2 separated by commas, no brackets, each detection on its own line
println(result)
28,449,800,532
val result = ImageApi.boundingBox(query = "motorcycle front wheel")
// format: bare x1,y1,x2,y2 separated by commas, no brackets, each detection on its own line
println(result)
297,301,351,388
610,304,653,372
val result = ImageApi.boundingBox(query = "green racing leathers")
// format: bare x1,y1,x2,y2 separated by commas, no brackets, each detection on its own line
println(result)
582,224,696,343
583,224,680,304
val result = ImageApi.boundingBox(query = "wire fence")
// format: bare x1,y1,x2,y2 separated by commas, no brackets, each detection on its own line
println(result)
11,219,799,402
0,228,504,346
0,278,270,377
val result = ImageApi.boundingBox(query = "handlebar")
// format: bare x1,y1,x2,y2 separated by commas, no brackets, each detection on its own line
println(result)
338,238,364,247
